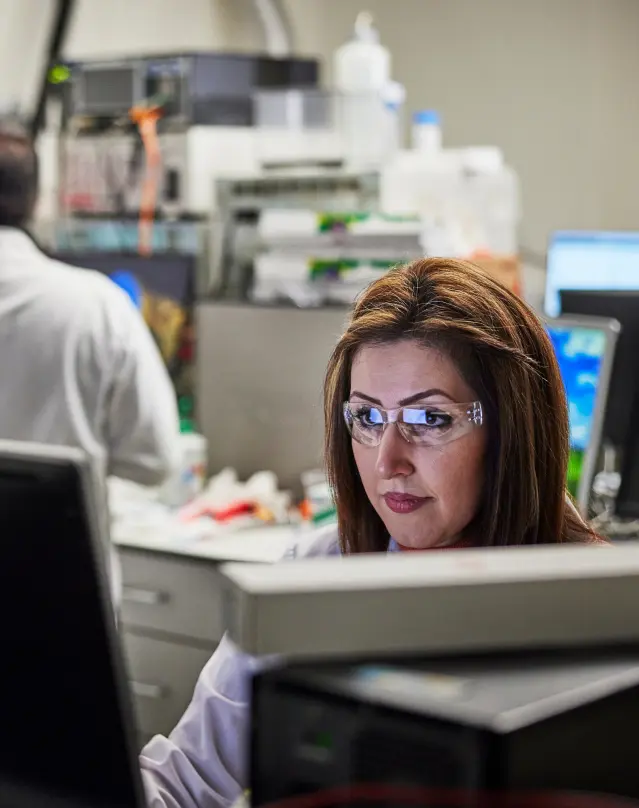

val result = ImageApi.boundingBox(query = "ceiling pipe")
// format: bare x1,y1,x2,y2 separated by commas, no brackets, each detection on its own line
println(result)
252,0,292,57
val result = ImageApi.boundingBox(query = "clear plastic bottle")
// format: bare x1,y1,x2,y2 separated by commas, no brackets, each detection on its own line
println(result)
334,12,392,168
334,11,390,93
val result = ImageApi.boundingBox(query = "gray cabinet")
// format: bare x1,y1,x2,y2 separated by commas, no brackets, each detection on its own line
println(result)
117,548,223,743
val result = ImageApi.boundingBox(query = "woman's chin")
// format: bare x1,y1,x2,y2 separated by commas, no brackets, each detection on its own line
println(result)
392,533,448,551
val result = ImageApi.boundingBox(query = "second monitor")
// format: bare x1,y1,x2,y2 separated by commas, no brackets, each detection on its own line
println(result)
561,289,639,519
545,315,618,513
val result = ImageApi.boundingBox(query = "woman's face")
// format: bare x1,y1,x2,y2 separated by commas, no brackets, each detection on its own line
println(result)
349,340,487,549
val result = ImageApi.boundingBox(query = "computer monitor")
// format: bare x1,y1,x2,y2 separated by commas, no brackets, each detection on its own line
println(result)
52,250,196,373
559,290,639,454
545,316,618,512
0,442,145,808
52,250,196,306
545,231,639,317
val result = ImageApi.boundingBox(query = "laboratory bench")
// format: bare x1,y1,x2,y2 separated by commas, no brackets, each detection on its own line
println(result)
113,525,297,746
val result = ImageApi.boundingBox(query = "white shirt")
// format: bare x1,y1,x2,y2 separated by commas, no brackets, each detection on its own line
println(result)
0,228,180,485
140,527,394,808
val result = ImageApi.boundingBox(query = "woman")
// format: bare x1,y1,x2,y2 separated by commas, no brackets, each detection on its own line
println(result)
140,258,603,808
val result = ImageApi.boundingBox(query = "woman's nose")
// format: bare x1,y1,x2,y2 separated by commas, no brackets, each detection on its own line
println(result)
375,424,415,479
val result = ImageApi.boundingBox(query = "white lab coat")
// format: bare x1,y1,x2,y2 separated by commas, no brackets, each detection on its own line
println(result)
140,528,376,808
0,227,180,484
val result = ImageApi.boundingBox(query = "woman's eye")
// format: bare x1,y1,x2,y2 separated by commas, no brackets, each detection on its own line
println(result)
406,408,453,429
354,406,383,428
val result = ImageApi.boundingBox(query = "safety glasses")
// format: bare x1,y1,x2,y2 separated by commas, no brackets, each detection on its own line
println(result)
343,400,483,447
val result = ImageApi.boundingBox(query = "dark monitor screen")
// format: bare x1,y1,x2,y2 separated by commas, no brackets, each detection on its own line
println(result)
52,251,196,306
559,289,639,450
0,446,143,808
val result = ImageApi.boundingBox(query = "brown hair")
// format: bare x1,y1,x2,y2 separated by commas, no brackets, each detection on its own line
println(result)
324,258,603,553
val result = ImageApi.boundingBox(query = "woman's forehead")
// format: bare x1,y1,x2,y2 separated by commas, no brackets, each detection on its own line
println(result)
350,341,476,404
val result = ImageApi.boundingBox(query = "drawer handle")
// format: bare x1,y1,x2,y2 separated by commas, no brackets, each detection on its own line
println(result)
122,586,169,606
130,681,167,700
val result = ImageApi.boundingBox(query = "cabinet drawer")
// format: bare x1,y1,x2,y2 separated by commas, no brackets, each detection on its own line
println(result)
122,632,213,739
118,549,223,643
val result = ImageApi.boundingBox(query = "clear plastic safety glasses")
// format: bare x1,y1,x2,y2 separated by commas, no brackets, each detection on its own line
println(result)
343,400,484,448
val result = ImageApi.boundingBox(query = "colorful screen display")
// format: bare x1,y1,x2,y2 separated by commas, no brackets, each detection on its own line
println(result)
547,324,607,497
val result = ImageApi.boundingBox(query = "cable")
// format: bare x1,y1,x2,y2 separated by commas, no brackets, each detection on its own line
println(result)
129,105,163,256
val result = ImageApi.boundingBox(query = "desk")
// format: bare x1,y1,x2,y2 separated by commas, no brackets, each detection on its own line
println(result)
113,525,298,744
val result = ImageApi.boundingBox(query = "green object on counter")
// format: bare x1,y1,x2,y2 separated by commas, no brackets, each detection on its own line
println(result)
312,506,337,525
178,396,197,434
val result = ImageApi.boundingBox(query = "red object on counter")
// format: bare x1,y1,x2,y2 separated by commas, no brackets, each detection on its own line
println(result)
179,499,256,523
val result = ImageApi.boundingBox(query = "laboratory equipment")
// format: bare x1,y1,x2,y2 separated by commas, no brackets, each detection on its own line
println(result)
545,315,619,512
0,441,145,808
380,149,520,255
213,170,379,298
196,302,348,495
59,126,258,218
545,230,639,318
251,649,639,804
218,541,639,659
56,52,318,126
559,290,639,457
253,209,422,306
253,88,344,166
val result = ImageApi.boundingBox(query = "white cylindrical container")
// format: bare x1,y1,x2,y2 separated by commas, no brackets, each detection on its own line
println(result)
412,109,443,153
334,11,392,169
159,432,208,508
334,11,390,94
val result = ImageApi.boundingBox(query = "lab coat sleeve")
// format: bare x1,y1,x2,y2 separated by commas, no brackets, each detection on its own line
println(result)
139,634,260,808
105,291,181,487
138,528,340,808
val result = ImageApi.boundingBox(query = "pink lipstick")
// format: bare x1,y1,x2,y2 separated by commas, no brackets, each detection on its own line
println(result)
383,493,429,514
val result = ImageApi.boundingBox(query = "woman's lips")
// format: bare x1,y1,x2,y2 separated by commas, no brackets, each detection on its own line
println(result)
382,493,430,514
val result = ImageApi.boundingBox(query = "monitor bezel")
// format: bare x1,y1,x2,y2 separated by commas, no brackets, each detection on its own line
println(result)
543,314,620,515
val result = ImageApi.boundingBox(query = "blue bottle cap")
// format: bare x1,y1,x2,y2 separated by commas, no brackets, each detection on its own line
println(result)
413,109,441,126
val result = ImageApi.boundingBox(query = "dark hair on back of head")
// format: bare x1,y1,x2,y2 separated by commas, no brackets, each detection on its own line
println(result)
0,119,38,229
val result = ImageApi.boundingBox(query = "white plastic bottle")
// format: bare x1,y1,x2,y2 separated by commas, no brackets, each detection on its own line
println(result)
334,12,392,168
334,11,390,93
412,109,443,154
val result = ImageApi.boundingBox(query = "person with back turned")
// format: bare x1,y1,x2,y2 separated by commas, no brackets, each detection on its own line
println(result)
0,121,179,487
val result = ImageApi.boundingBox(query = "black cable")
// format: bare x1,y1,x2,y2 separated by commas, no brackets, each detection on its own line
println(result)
30,0,77,137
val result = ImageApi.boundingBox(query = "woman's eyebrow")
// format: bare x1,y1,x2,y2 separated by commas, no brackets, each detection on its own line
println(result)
399,389,455,405
349,389,455,406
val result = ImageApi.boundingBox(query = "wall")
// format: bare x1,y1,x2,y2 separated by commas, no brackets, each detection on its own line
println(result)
0,0,57,114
